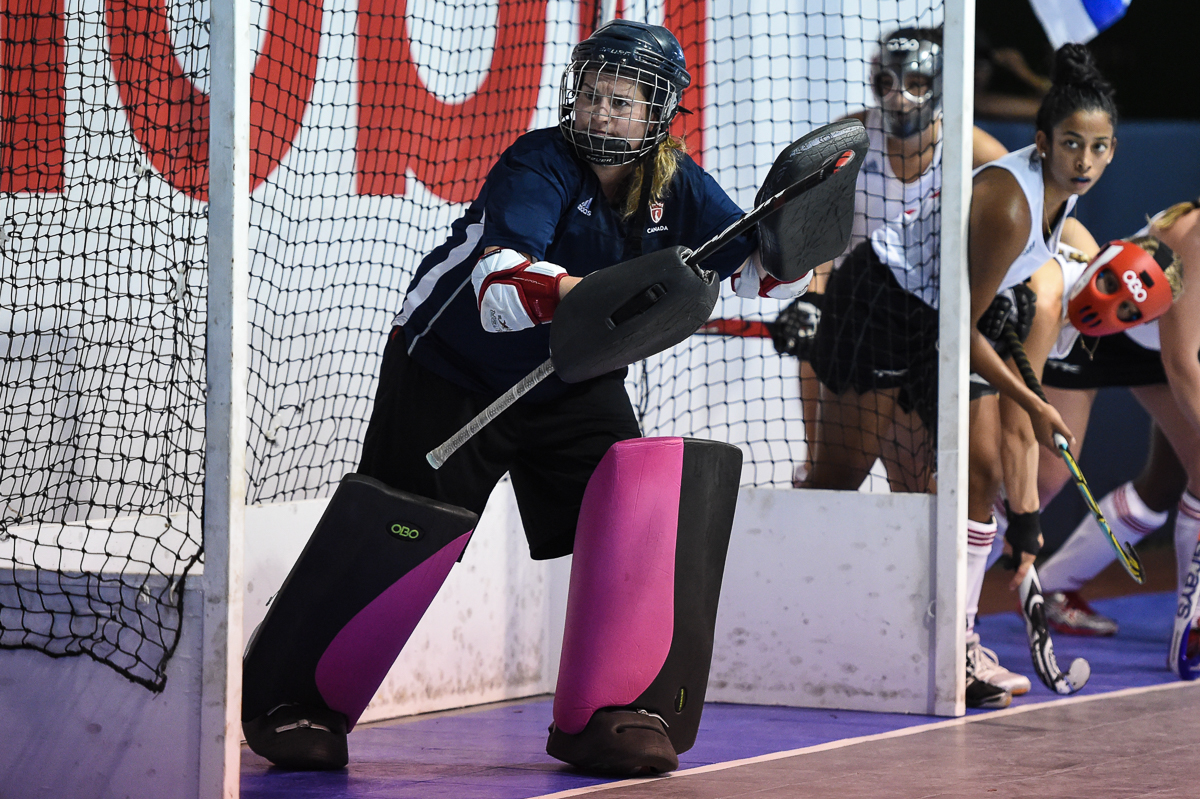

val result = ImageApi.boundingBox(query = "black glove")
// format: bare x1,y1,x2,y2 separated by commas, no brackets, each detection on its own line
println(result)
772,293,823,359
1004,501,1043,567
977,283,1036,358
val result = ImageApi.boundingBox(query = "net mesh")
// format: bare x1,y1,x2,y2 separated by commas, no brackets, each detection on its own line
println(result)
0,0,945,688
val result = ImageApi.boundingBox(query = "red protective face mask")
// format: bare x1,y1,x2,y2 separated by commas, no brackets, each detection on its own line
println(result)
1068,238,1175,336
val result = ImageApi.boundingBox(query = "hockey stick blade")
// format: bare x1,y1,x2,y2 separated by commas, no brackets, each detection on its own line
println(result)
695,318,775,338
685,146,858,270
1002,322,1146,584
1018,567,1090,694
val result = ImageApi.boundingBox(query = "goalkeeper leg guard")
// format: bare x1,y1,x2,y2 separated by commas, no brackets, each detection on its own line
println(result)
242,474,477,769
546,437,741,775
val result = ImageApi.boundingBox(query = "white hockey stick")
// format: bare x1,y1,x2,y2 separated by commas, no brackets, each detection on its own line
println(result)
1018,566,1090,694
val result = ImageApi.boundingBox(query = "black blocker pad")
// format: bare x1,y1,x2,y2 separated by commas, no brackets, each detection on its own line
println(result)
242,474,478,729
550,246,718,383
756,119,869,282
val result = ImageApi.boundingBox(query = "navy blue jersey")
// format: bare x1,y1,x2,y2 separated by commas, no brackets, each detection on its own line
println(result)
395,127,755,400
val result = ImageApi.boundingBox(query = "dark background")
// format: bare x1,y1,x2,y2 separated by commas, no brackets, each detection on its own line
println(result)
977,0,1200,121
974,0,1200,555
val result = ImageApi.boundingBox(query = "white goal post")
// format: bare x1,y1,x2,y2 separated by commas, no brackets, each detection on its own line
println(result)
0,0,974,795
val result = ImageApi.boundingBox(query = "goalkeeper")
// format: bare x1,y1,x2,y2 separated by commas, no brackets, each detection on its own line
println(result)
241,19,812,776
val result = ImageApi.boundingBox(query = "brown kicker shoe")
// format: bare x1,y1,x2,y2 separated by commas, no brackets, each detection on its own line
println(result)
546,708,678,776
243,703,349,770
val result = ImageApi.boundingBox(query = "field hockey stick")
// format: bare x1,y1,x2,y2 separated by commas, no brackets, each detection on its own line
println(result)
695,318,775,338
1016,564,1091,694
1001,322,1146,584
999,321,1097,694
426,146,861,470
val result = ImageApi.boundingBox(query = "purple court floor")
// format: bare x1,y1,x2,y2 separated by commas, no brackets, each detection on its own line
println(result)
242,591,1191,799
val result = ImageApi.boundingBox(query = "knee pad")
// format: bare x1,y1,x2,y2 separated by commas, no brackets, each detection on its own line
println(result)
552,437,742,755
242,474,477,731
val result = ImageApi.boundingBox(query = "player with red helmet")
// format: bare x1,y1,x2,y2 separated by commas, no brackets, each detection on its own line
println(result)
1020,200,1197,681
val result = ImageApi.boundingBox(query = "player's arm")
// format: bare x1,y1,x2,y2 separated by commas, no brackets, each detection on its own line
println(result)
971,126,1008,167
968,169,1075,449
1155,207,1200,435
999,259,1064,512
731,249,812,299
472,246,572,332
996,259,1064,585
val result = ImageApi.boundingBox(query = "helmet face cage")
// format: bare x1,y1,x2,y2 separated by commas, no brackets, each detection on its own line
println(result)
559,20,690,167
872,33,943,139
559,60,678,166
1067,239,1175,336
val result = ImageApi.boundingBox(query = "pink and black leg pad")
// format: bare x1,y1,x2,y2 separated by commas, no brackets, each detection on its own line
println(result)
242,473,477,769
549,437,742,771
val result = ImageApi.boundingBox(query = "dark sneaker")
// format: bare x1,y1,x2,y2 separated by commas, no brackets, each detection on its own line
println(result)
243,704,349,770
546,709,678,776
1045,591,1118,637
965,675,1013,709
965,636,1012,709
966,632,1030,695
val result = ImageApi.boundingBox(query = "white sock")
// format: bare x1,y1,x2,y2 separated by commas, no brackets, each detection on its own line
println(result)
1040,481,1167,593
987,500,1008,570
1175,491,1200,592
966,518,998,634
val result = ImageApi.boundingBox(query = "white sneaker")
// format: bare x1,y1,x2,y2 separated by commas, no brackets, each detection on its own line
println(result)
967,632,1031,695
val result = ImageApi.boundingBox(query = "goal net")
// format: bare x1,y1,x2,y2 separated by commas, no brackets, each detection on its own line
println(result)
0,0,946,688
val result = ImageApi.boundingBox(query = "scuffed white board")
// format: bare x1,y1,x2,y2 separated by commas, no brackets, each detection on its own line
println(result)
710,487,940,715
0,580,205,799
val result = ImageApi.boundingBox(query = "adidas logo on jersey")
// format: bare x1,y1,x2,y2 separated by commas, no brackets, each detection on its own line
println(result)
577,198,592,216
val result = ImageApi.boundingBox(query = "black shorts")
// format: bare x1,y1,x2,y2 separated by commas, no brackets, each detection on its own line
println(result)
809,241,940,434
357,331,642,560
1042,331,1166,390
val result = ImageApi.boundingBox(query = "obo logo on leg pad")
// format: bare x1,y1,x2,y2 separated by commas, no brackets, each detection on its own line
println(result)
387,522,422,541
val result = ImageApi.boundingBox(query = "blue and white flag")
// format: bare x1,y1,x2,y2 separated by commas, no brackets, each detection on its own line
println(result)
1029,0,1133,48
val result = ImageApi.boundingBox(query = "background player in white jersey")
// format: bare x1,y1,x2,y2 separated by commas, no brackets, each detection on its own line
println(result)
965,44,1118,706
1027,201,1198,676
786,27,1006,493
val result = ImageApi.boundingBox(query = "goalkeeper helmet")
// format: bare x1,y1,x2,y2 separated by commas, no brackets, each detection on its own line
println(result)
1068,237,1176,336
559,20,691,166
871,28,943,140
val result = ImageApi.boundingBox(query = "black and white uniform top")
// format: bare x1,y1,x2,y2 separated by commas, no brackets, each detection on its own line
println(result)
806,109,944,430
851,107,943,308
972,144,1078,293
393,127,754,402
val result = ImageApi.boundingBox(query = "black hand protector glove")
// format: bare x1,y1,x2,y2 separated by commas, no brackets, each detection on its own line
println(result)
771,292,823,359
977,283,1037,359
1004,501,1043,568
